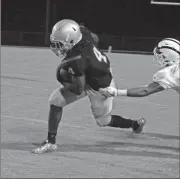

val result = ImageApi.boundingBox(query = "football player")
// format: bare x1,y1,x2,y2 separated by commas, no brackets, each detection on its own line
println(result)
100,38,179,97
32,19,146,154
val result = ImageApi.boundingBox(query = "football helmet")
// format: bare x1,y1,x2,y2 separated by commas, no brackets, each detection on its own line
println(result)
50,19,82,59
153,38,180,68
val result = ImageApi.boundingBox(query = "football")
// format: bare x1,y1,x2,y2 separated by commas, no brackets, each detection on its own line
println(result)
56,66,73,84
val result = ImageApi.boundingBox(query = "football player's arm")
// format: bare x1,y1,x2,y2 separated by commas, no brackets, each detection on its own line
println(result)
63,67,86,95
61,75,85,95
60,55,86,95
100,82,164,97
117,82,165,97
116,69,171,97
117,70,169,97
65,75,85,95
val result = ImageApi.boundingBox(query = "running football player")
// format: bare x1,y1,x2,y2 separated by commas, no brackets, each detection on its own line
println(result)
100,38,180,97
32,19,146,154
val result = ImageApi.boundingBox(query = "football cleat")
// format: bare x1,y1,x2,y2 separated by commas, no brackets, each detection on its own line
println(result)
32,140,57,154
132,117,146,134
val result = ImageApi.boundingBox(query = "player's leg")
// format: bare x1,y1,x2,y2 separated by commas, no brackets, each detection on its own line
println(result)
32,87,86,154
90,95,146,132
88,79,146,132
48,87,86,143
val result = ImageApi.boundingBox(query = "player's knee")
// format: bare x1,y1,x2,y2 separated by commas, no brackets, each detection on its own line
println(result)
94,115,111,127
49,88,67,107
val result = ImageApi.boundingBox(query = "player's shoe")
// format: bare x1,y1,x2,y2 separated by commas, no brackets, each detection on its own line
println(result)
132,117,146,134
32,140,57,154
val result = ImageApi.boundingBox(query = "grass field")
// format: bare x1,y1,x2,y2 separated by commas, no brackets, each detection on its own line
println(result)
1,46,179,178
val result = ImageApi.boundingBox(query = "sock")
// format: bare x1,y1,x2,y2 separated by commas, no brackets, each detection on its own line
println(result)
132,120,140,131
108,115,139,129
47,104,63,144
48,132,56,144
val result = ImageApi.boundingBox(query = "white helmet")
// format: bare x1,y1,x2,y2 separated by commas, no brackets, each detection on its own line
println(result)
153,38,180,68
50,19,82,58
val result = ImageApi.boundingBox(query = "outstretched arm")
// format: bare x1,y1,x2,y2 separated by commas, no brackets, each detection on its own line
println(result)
118,82,165,97
100,82,165,97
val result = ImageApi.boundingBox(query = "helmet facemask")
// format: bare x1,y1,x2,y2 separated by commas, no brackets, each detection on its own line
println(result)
153,41,180,69
153,47,171,68
50,34,76,59
50,19,83,60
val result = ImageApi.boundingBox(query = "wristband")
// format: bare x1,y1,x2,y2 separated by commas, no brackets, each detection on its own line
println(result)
117,89,128,96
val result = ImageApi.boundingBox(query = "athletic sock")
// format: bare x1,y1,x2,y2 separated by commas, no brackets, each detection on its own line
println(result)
132,120,140,131
108,115,139,129
48,132,57,144
47,104,63,144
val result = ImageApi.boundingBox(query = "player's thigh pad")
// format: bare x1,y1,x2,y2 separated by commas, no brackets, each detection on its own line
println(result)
90,96,113,127
87,79,115,127
49,87,86,107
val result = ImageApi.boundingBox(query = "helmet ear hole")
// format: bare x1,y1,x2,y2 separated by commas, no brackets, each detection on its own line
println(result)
70,40,74,44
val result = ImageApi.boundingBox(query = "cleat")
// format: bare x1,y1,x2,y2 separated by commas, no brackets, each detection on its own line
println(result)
133,117,146,134
32,140,57,154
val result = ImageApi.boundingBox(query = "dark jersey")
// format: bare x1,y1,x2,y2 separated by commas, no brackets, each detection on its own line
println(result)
80,25,99,47
58,27,112,91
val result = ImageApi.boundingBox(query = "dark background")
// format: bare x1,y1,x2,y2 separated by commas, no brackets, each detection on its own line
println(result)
1,0,180,52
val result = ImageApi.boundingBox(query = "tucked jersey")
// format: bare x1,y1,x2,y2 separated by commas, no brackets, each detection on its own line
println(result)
153,64,180,93
59,26,112,91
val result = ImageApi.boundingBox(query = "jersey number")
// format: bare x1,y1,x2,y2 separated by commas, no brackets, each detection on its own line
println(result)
93,46,108,63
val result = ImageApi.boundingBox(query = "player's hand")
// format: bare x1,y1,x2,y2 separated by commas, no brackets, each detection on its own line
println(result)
99,86,118,97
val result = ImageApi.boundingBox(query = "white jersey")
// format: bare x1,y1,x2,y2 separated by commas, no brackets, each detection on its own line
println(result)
153,64,180,93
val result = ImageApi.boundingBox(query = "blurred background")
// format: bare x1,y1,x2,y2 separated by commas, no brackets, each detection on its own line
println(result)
1,0,180,53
